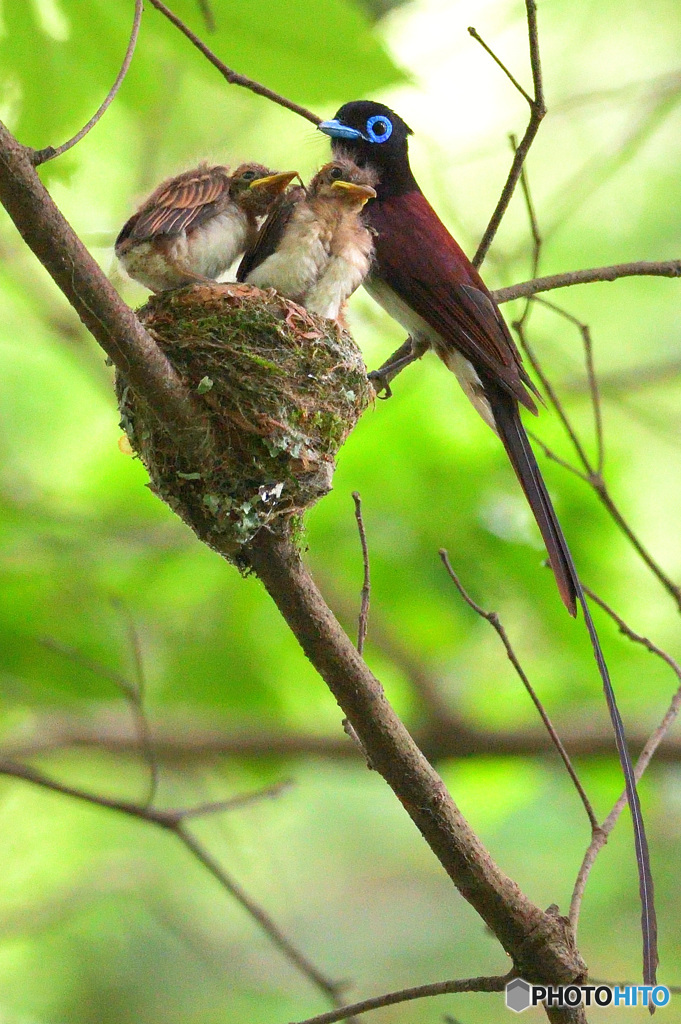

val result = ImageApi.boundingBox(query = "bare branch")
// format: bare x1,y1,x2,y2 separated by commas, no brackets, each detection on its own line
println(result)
291,973,510,1024
570,588,681,934
175,825,343,1001
318,579,461,724
112,599,160,807
473,0,546,268
351,493,371,656
146,0,321,125
514,318,681,613
245,530,587,1006
467,27,533,105
171,780,293,820
0,757,339,1001
534,298,605,475
514,320,596,473
524,430,590,483
0,120,210,458
510,130,542,332
43,623,160,808
32,0,143,166
493,260,681,304
9,707,681,764
439,551,599,832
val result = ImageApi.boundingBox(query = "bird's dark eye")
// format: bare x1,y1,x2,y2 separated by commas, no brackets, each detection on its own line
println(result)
366,115,392,143
241,170,258,181
329,166,344,180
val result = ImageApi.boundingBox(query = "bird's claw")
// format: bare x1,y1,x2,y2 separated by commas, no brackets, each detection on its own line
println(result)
367,369,393,399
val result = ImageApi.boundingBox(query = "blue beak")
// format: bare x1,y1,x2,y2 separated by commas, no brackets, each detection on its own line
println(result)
318,119,365,142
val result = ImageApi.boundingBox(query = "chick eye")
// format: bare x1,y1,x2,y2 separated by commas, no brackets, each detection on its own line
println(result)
241,170,258,181
366,115,392,143
329,166,344,180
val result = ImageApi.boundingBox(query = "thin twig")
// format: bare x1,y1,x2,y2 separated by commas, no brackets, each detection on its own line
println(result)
515,320,594,473
439,551,599,832
468,27,533,105
0,121,212,455
169,780,292,820
0,758,340,1002
510,131,542,331
112,599,160,807
533,298,605,475
176,826,343,1001
473,0,546,268
351,493,371,656
516,321,681,612
42,624,160,809
493,260,681,304
146,0,321,125
40,637,133,693
290,973,510,1024
32,0,143,166
524,430,590,483
569,588,681,934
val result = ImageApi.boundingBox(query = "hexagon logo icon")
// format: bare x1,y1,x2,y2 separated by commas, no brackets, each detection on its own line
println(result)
506,978,531,1013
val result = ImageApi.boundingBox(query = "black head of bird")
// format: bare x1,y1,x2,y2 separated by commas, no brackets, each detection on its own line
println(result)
318,102,416,198
237,158,376,321
115,162,298,293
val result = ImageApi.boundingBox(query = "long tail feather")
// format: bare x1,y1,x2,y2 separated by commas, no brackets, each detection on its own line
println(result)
489,383,658,989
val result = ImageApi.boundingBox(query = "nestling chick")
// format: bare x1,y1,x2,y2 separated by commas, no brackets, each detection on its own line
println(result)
115,163,298,292
237,158,377,319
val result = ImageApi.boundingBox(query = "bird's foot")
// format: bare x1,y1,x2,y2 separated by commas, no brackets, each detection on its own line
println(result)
367,369,393,399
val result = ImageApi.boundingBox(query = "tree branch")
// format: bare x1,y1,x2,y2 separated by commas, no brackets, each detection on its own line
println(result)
291,973,510,1024
473,0,546,268
439,551,599,832
146,0,321,125
569,588,681,935
8,708,681,765
0,757,341,1001
31,0,143,166
0,120,210,457
243,530,587,1010
351,493,371,656
493,260,681,304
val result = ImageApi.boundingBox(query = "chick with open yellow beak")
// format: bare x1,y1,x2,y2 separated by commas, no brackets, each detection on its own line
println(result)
116,163,298,293
237,158,377,320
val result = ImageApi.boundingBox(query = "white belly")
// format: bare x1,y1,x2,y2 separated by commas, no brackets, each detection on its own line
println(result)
119,207,250,292
185,206,250,279
246,207,328,301
364,276,496,430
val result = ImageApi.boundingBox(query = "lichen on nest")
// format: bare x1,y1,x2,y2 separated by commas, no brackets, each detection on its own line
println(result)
116,283,374,563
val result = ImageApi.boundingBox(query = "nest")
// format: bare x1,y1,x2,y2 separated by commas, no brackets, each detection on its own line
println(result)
116,283,374,563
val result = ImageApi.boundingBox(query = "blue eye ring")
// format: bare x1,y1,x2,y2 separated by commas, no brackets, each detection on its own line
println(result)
366,115,392,144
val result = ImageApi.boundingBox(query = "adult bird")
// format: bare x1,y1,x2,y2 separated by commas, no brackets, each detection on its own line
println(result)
237,158,377,320
116,163,298,292
318,100,656,984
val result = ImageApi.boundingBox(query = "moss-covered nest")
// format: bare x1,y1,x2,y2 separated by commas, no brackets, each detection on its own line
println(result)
116,283,374,562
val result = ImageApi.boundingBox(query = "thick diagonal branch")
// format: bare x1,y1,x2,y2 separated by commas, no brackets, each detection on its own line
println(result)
245,530,586,1011
0,120,209,456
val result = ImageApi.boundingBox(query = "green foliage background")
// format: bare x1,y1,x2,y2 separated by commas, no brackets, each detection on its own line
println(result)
2,0,681,1021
